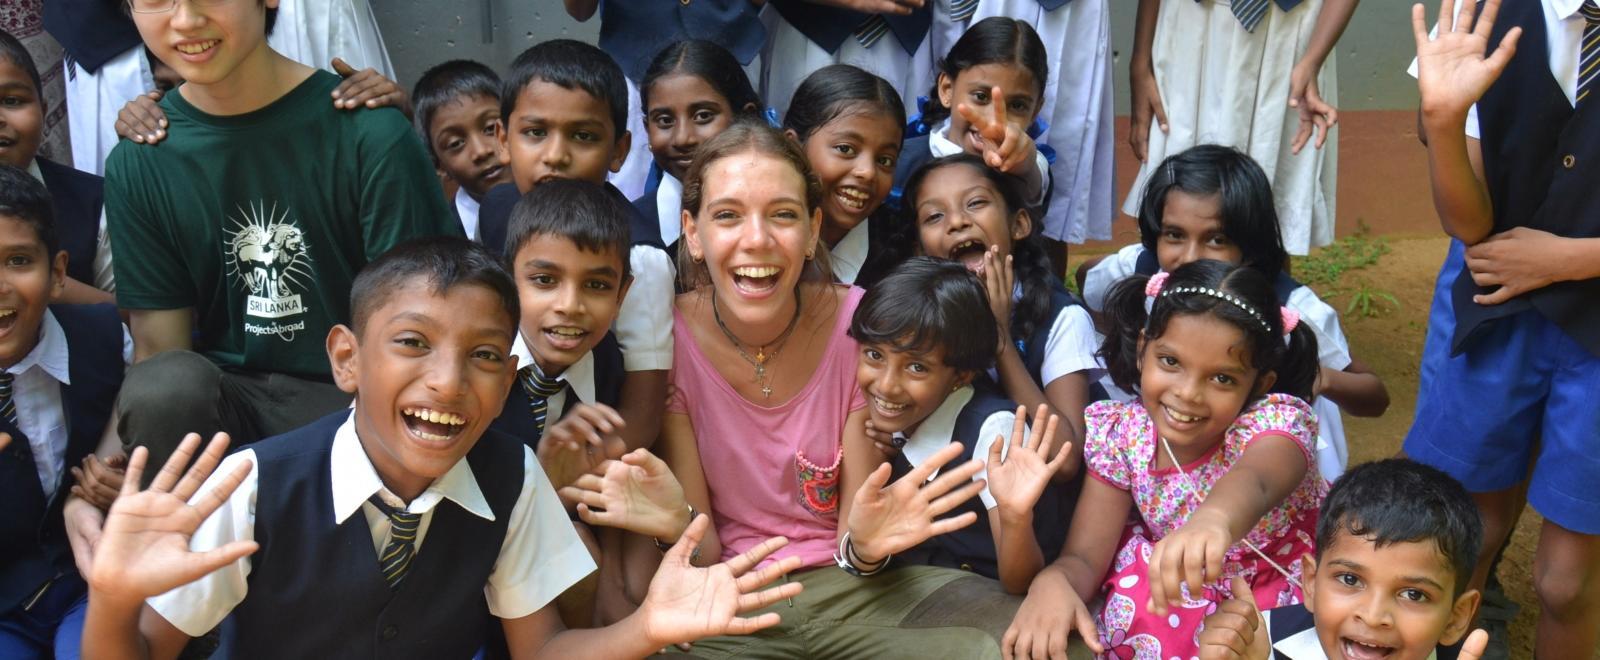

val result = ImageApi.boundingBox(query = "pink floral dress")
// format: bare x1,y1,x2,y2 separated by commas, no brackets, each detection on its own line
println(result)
1083,394,1328,659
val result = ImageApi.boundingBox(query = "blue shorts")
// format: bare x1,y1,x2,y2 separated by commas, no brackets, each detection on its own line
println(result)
1405,304,1600,535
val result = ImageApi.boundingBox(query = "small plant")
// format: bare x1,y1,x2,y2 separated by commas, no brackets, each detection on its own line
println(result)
1294,221,1398,320
1338,280,1400,318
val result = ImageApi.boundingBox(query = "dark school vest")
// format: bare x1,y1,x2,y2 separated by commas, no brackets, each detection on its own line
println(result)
43,0,144,74
771,0,932,56
1132,248,1303,305
599,0,768,82
1015,278,1085,388
892,380,1077,577
217,412,523,660
37,157,105,286
1463,0,1600,357
477,182,667,259
0,303,126,611
489,331,625,450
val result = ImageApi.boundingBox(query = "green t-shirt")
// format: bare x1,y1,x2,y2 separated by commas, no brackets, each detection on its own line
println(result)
106,71,461,379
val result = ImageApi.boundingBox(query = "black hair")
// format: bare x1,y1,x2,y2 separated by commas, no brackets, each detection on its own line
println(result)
503,178,632,281
502,39,628,140
0,29,42,97
350,237,518,336
1099,259,1320,400
411,60,502,161
1138,145,1289,276
0,165,59,257
901,154,1054,346
1317,459,1483,595
783,64,906,144
921,17,1048,128
850,257,998,373
640,40,762,120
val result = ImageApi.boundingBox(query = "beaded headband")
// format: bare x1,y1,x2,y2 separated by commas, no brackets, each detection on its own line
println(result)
1144,271,1299,335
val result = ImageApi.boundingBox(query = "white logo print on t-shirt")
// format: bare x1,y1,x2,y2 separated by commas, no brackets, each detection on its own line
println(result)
225,200,314,341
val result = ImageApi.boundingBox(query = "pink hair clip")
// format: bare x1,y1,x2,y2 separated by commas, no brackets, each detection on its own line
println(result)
1281,308,1301,334
1145,272,1170,298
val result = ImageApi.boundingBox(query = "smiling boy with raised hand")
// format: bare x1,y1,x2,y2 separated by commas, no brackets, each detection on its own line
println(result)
80,238,803,660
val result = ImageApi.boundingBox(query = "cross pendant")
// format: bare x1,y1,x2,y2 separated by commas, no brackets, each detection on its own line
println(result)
761,384,773,398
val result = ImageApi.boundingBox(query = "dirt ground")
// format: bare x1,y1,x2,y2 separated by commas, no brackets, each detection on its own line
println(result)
1069,235,1551,658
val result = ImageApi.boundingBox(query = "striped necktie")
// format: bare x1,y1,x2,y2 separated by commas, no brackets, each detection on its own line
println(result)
1581,0,1600,104
519,365,565,437
1229,0,1272,33
855,14,890,49
0,372,16,427
368,495,421,588
950,0,979,23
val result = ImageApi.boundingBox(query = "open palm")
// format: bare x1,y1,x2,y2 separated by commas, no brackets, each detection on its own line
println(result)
847,442,987,561
562,449,688,540
639,516,804,645
1412,0,1521,116
986,406,1068,521
88,433,258,603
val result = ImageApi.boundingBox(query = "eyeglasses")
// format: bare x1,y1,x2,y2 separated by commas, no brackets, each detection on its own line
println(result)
127,0,235,14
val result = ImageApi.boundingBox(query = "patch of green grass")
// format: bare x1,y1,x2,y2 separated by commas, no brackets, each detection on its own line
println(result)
1292,222,1398,319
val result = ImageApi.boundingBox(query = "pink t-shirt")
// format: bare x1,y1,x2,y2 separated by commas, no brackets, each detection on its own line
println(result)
668,286,867,568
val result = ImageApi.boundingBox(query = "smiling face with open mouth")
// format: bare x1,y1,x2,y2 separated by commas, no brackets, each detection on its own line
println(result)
130,0,279,91
331,279,517,501
0,215,66,370
855,341,970,436
512,233,629,376
913,163,1030,278
797,106,901,246
1303,531,1480,660
1137,313,1269,465
683,150,820,328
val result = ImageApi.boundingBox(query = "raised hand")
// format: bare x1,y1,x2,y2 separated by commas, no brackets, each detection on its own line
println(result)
1288,64,1337,153
87,433,258,606
1001,567,1104,659
637,515,804,645
1146,510,1233,615
847,441,987,564
986,406,1068,522
1412,0,1521,119
559,448,692,542
114,91,168,145
864,417,902,456
981,246,1015,351
1197,576,1271,660
331,57,412,115
540,403,627,495
71,452,127,510
955,87,1038,176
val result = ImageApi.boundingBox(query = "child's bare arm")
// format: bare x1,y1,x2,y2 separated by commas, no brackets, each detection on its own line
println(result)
1129,0,1167,163
1000,479,1128,659
985,408,1069,594
1288,0,1359,152
1413,0,1522,244
981,249,1081,473
502,516,804,659
1464,230,1600,305
615,370,666,451
59,278,116,306
1317,357,1390,417
1146,433,1309,614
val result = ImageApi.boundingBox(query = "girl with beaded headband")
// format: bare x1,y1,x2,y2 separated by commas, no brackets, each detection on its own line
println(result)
1002,259,1325,660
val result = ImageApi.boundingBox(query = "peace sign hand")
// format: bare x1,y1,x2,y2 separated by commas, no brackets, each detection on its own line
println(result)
87,433,259,607
1412,0,1522,119
846,442,987,563
955,87,1038,177
986,405,1069,523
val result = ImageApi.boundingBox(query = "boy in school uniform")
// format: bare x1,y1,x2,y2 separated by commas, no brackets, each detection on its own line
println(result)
477,39,673,454
1198,459,1488,660
80,238,804,660
0,166,126,658
1410,0,1600,654
104,0,459,477
411,59,512,241
0,29,118,307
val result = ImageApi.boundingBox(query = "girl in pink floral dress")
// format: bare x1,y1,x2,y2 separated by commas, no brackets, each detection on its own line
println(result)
1000,259,1328,660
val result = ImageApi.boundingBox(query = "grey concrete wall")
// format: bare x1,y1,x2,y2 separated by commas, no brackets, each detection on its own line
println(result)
371,0,1418,113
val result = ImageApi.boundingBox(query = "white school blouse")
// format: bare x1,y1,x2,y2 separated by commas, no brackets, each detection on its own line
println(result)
895,385,1020,510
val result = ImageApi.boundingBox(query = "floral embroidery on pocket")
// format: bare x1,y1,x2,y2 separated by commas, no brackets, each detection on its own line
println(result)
795,446,843,517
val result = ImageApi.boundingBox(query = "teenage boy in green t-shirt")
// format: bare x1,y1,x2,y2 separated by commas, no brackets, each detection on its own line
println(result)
104,0,460,475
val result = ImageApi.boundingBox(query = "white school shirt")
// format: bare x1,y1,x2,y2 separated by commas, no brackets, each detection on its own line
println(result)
987,285,1101,388
454,187,481,242
620,244,675,372
510,330,598,423
9,311,71,499
894,385,1019,509
147,410,595,636
929,118,1051,207
656,172,685,247
27,160,115,291
831,220,872,285
1407,0,1584,139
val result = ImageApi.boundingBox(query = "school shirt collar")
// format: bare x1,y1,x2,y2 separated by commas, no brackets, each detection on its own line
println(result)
831,220,871,285
9,310,71,387
1271,628,1436,660
510,330,596,405
656,172,684,246
328,409,494,524
929,118,964,158
1551,0,1586,21
897,385,974,470
25,159,44,185
454,187,481,241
